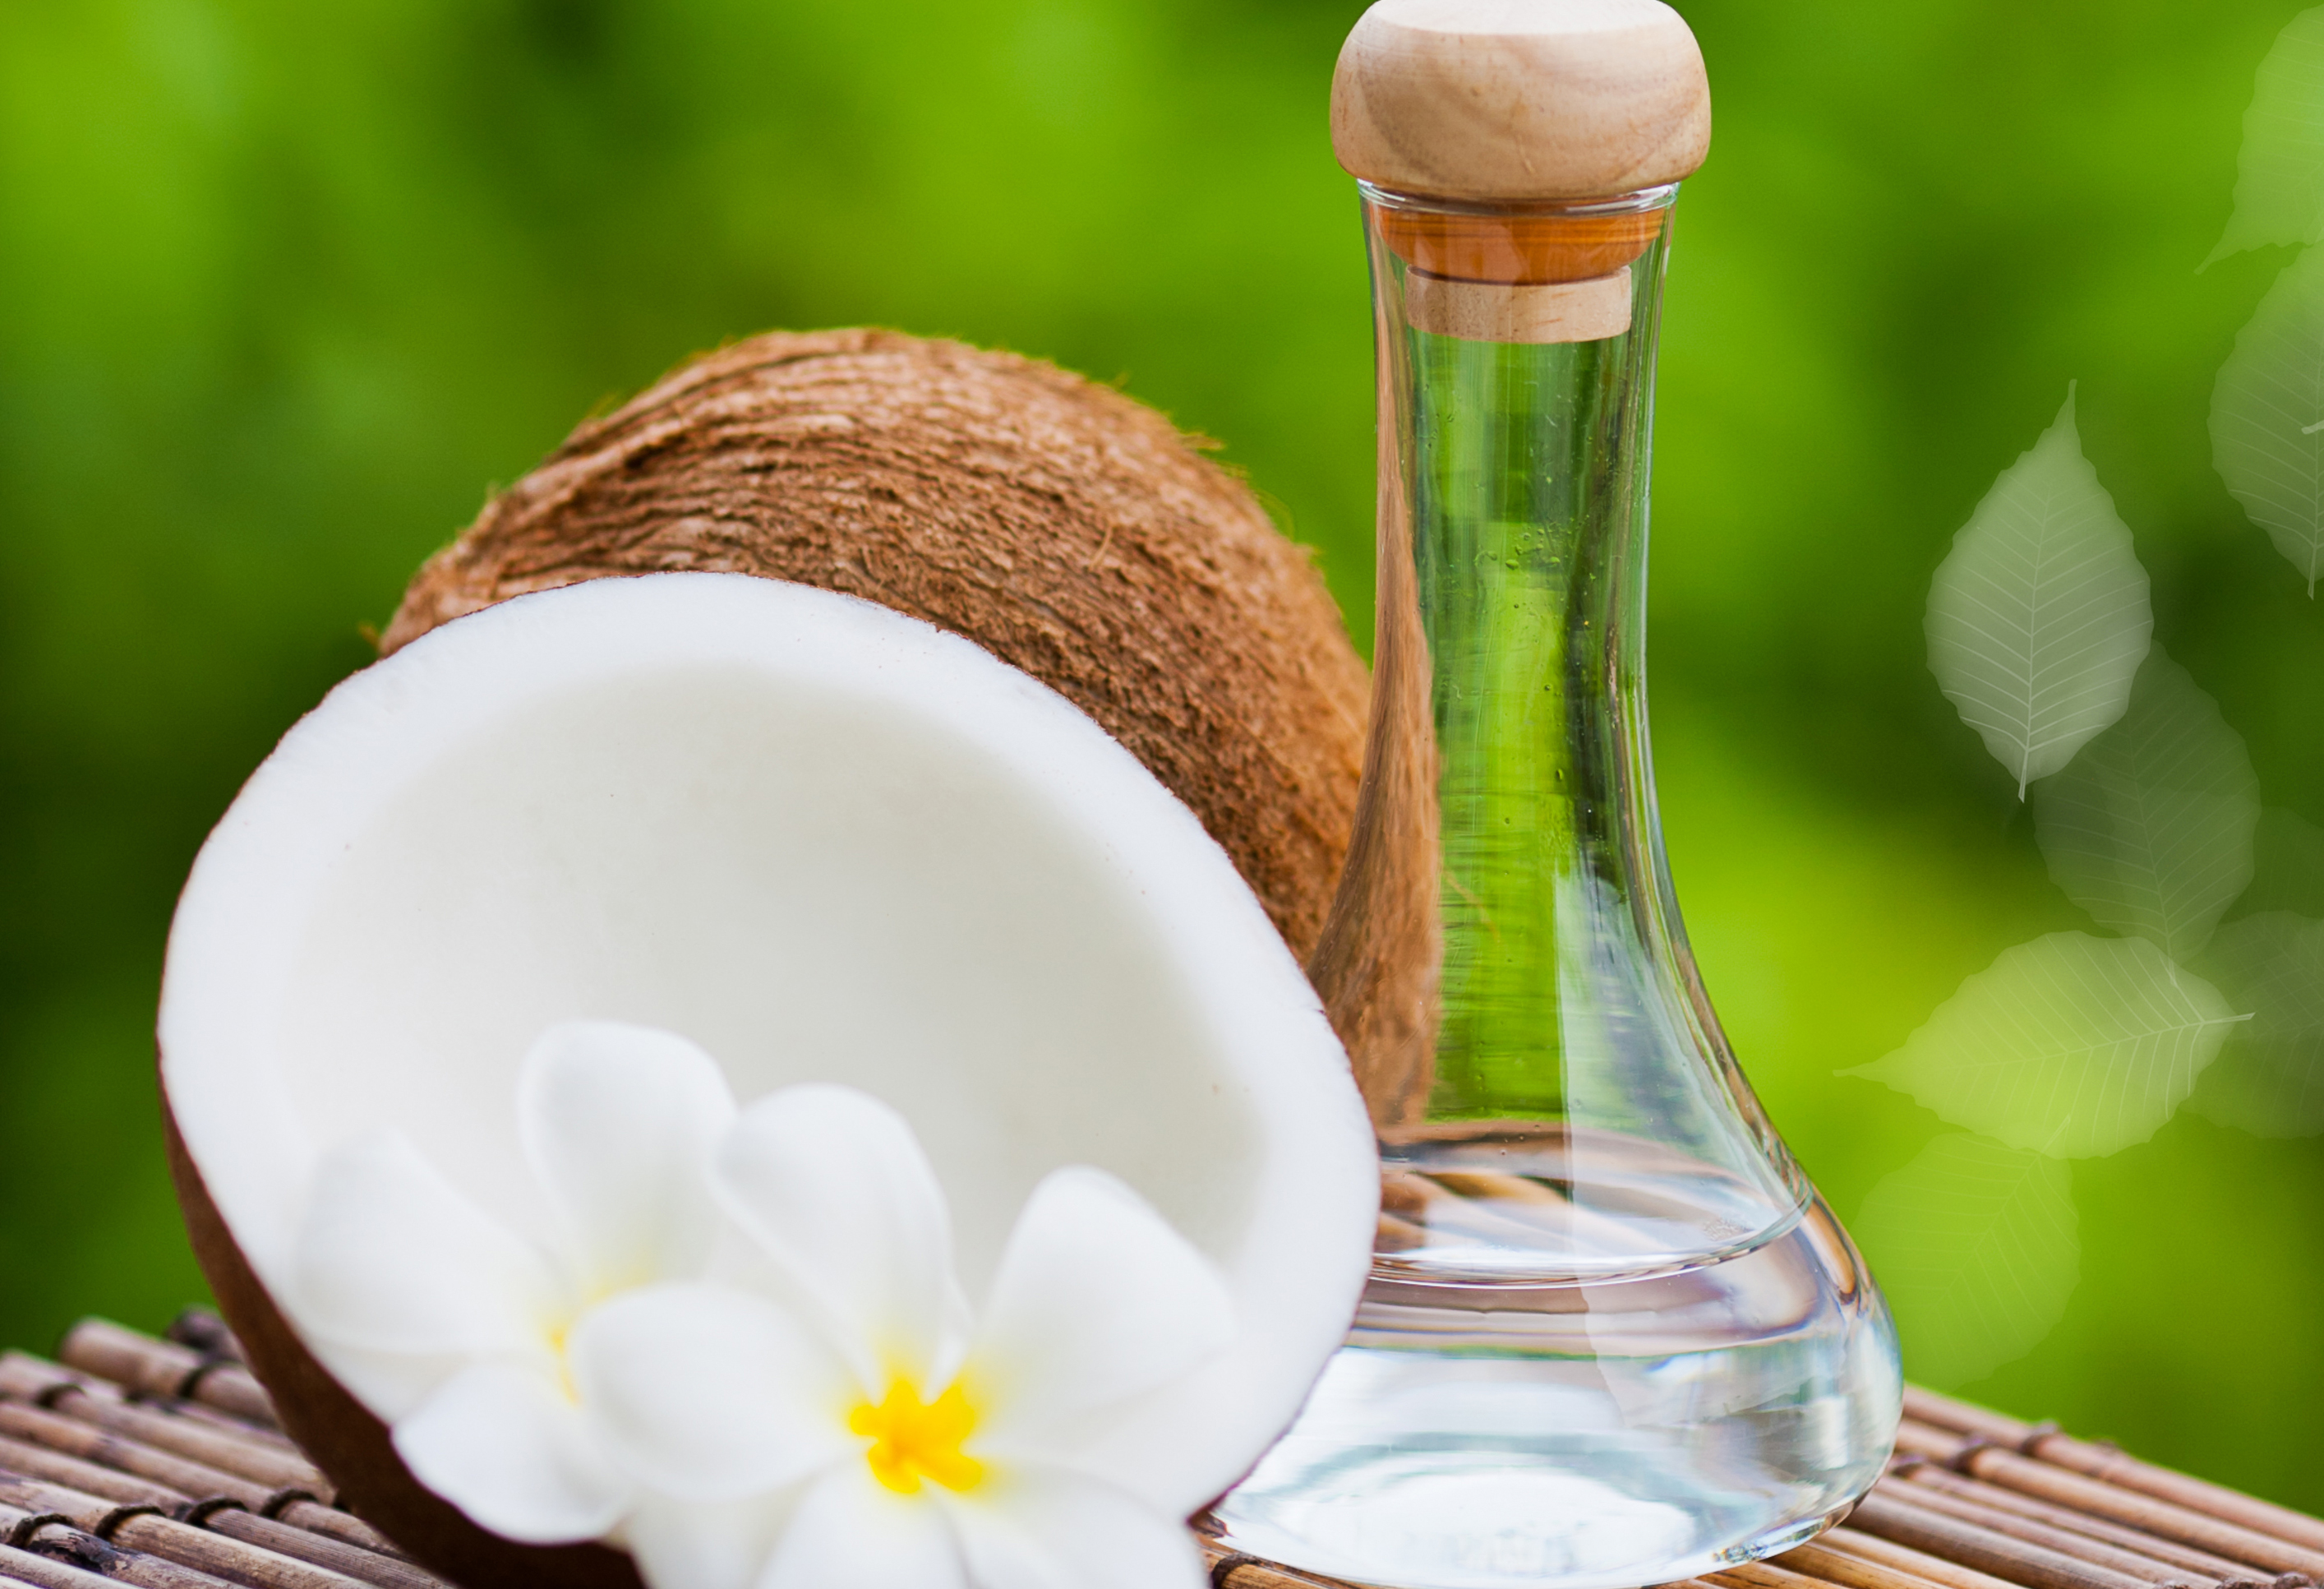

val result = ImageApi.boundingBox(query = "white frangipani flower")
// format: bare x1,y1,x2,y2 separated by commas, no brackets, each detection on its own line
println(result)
288,1020,738,1544
569,1084,1237,1589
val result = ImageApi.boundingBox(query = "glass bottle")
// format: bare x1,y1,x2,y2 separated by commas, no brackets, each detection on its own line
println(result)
1210,21,1902,1588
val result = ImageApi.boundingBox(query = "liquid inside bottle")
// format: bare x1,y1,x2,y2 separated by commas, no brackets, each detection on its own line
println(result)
1212,184,1900,1589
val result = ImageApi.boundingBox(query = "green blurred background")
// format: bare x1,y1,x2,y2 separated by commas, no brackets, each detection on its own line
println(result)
2,0,2318,1511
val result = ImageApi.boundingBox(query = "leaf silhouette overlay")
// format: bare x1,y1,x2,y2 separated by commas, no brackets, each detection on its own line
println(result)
2212,243,2324,594
2236,806,2324,918
1853,1134,2079,1391
1844,932,2243,1158
2204,7,2324,266
2031,647,2260,963
1927,388,2153,797
2188,911,2324,1139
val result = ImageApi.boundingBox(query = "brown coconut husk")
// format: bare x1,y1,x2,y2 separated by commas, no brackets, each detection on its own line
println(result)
383,328,1368,963
170,329,1372,1587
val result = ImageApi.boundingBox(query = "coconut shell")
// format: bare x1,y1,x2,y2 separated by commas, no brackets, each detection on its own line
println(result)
384,328,1368,963
172,329,1373,1587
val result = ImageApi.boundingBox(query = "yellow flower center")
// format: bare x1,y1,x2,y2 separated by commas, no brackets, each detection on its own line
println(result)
545,1323,579,1405
847,1377,984,1494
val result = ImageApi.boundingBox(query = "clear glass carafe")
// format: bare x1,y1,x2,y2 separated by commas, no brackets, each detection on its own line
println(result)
1213,184,1901,1589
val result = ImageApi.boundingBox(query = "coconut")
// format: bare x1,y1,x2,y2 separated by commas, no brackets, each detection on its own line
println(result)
162,575,1379,1587
382,328,1368,965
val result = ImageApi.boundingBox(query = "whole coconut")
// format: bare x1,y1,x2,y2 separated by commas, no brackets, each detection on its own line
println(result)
173,329,1373,1589
385,328,1368,962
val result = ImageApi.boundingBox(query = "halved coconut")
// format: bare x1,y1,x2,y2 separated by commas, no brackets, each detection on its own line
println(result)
160,572,1377,1587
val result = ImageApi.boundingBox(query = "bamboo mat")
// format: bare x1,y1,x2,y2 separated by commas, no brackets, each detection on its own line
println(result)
0,1315,2315,1589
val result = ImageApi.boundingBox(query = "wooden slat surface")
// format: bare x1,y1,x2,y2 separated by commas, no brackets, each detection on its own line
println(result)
0,1313,2310,1589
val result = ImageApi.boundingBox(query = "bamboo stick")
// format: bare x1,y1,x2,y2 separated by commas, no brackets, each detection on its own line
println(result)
195,1517,445,1589
37,1395,325,1502
109,1517,376,1589
0,1434,185,1511
1780,1538,1967,1589
1848,1491,2180,1589
264,1508,404,1565
0,1360,88,1407
0,1405,272,1512
2027,1441,2324,1558
1905,1388,2036,1444
160,1320,242,1370
0,1404,410,1589
1819,1526,2040,1589
0,1508,231,1589
0,1474,158,1537
1199,1541,1355,1589
2,1356,290,1461
7,1314,2317,1589
1957,1449,2324,1578
52,1328,205,1406
0,1543,120,1589
1710,1559,1848,1589
53,1330,275,1433
1897,1462,2284,1585
150,1407,296,1457
172,1375,273,1435
0,1475,374,1589
1904,1389,2324,1558
1875,1478,2222,1587
1897,1423,1976,1461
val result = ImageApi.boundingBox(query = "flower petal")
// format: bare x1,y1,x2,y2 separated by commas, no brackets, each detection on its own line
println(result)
520,1022,738,1294
292,1129,565,1364
758,1464,966,1589
625,1490,804,1589
967,1167,1234,1462
715,1084,967,1389
941,1462,1204,1589
570,1282,856,1503
393,1360,632,1544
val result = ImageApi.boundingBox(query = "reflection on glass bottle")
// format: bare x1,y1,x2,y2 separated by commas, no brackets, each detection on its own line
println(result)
1213,183,1902,1589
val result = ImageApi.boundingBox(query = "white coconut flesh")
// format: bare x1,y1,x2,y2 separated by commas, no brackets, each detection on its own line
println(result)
159,570,1378,1517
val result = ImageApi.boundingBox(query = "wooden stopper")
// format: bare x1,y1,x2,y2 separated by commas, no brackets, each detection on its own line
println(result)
1404,266,1632,343
1375,204,1667,284
1338,1,1705,343
1333,0,1710,201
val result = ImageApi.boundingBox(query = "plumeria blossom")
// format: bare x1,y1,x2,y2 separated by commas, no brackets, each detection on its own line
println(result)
569,1084,1238,1589
288,1021,737,1544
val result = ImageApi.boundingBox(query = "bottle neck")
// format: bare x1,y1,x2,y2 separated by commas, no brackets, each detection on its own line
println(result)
1311,182,1794,1217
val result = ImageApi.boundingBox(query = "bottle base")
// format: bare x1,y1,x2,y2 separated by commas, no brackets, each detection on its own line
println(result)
1210,1188,1900,1589
1208,1375,1859,1589
1214,1448,1851,1589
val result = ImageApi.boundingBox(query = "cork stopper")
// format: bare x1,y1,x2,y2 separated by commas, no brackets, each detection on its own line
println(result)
1331,0,1711,202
